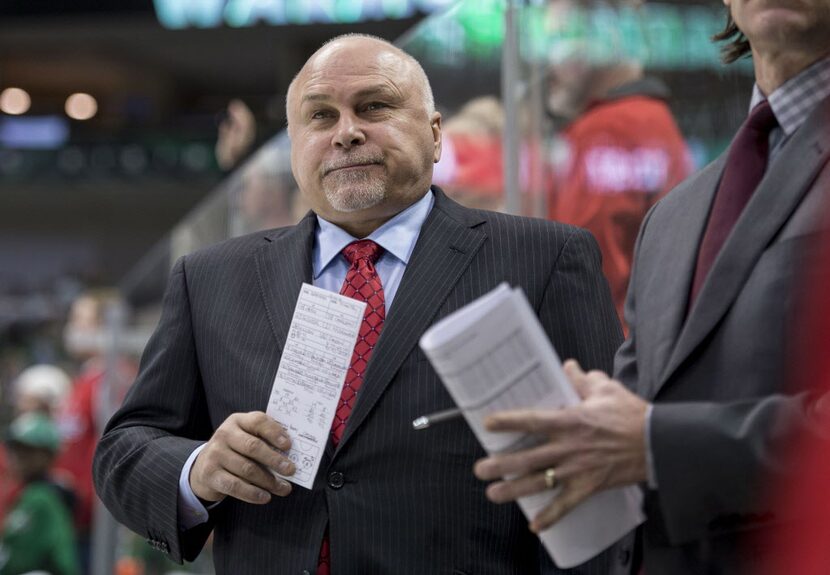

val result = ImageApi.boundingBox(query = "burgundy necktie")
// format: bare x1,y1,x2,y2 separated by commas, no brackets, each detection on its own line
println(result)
689,100,778,306
318,239,385,575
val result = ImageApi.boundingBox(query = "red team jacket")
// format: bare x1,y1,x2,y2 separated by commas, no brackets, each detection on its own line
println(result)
548,79,693,329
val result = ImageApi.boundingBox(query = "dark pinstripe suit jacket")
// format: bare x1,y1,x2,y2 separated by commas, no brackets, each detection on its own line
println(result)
94,188,630,575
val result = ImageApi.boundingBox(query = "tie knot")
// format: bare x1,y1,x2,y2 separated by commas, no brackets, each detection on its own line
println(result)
746,100,778,134
342,240,383,266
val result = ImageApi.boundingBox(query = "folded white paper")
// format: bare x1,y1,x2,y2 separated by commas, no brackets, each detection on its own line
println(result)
420,283,644,568
266,283,365,489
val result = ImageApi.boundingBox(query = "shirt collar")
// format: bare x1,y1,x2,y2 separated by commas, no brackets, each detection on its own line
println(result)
750,55,830,137
313,189,434,279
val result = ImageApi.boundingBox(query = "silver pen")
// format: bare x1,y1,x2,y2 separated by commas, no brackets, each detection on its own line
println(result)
412,407,463,430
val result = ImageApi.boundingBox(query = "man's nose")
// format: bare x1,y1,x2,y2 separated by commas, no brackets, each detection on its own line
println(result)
331,113,366,149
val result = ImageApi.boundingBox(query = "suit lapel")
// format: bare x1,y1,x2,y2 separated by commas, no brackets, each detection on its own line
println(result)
636,159,722,399
335,189,487,452
252,213,316,354
660,102,830,388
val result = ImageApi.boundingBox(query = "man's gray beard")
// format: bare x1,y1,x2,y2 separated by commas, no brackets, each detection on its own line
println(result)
323,171,386,212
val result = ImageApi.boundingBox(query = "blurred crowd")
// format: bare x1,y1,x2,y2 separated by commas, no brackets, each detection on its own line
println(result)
0,293,210,575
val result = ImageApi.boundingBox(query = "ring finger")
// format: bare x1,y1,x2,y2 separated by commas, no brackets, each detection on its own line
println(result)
485,468,565,504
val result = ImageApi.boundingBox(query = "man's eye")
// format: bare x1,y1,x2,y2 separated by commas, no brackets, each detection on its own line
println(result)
311,110,332,120
364,102,387,112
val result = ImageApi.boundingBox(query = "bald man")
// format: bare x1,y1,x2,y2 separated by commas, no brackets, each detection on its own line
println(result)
93,35,627,575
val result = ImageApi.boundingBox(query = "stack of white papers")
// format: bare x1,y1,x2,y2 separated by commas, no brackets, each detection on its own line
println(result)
420,283,644,568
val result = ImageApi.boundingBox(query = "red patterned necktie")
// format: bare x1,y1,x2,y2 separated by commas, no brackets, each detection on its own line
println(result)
689,100,778,307
318,239,386,575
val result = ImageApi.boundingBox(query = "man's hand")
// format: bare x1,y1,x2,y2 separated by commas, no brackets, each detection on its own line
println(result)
215,99,256,170
473,360,649,532
190,411,295,504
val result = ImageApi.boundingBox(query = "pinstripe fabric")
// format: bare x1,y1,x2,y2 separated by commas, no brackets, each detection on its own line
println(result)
94,187,628,575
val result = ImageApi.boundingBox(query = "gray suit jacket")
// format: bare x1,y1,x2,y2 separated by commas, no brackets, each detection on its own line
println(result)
615,98,830,574
94,188,630,575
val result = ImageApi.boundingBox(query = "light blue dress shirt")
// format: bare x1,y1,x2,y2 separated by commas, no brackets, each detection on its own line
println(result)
177,190,434,529
313,189,434,310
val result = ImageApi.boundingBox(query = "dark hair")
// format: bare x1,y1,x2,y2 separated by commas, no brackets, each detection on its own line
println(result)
712,12,751,64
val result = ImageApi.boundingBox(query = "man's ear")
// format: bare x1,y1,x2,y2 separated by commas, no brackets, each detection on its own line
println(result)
431,112,442,163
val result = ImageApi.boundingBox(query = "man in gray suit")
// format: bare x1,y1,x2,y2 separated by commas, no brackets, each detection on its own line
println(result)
474,1,830,573
93,35,628,574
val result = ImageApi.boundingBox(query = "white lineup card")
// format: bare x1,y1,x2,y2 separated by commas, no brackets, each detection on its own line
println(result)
266,283,365,489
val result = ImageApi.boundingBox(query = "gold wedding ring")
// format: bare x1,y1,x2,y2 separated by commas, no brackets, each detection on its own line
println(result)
543,467,558,490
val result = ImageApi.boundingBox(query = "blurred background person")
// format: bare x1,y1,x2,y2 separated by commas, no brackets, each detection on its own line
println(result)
543,0,693,329
0,364,73,536
433,95,505,211
234,168,296,231
56,291,136,575
11,364,71,417
0,412,79,575
229,138,300,235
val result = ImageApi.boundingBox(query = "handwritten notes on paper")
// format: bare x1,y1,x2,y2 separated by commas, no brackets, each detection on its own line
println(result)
266,283,365,489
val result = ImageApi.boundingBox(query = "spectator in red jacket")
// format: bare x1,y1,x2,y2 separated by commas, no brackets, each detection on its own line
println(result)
544,0,693,330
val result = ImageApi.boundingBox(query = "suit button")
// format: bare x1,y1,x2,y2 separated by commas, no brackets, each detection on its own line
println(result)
328,471,345,489
302,571,311,575
618,546,631,565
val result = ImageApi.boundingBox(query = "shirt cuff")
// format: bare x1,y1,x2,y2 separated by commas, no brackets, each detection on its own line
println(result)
644,404,658,489
177,443,218,531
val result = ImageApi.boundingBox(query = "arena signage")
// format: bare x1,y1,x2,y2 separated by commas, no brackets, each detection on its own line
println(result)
153,0,454,29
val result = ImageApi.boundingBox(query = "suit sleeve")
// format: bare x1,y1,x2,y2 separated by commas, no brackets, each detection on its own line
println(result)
648,392,822,544
538,226,624,373
93,256,216,563
537,227,633,575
